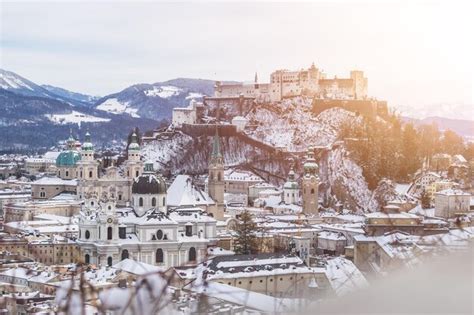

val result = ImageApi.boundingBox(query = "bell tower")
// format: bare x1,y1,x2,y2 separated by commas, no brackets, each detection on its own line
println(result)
208,128,225,219
302,147,320,216
126,132,143,179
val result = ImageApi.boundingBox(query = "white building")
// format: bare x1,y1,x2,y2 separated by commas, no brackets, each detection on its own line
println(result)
434,189,471,218
171,100,200,127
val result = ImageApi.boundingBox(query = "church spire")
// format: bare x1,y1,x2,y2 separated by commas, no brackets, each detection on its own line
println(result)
211,127,222,159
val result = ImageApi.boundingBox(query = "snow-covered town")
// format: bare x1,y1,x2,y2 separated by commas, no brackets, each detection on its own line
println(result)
1,63,473,313
1,1,473,314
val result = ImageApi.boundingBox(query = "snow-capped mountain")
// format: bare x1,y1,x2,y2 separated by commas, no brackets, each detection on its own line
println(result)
94,78,215,120
0,69,95,107
0,69,56,98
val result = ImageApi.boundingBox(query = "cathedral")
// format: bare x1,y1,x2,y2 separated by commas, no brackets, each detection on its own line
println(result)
72,130,223,268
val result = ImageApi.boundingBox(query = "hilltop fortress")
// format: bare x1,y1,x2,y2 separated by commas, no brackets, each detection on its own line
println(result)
214,63,368,102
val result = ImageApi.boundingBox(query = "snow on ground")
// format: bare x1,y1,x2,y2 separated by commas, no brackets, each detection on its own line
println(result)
45,111,110,125
246,97,361,152
144,85,182,98
96,98,140,117
327,146,378,212
141,132,193,170
185,92,204,99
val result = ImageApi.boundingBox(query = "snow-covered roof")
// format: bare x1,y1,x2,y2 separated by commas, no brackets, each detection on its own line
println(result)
435,189,470,196
32,177,77,186
113,259,164,275
325,257,368,296
224,169,264,182
167,175,215,207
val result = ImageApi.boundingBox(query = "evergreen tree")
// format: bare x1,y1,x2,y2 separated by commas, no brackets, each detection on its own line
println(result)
420,189,431,209
233,210,259,255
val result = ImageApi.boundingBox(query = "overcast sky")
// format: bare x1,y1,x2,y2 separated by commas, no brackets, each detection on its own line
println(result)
1,1,473,118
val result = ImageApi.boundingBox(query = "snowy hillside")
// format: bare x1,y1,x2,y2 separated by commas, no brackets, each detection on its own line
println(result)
325,146,378,212
95,79,215,121
0,68,54,98
45,111,111,125
96,98,139,117
246,97,362,152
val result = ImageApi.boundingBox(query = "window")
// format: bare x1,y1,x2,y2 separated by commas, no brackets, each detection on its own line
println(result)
85,230,90,239
118,194,122,201
119,227,126,239
152,197,156,207
107,227,113,240
107,256,113,266
139,197,143,207
185,225,192,237
89,171,93,178
156,230,163,240
162,197,166,206
136,170,139,177
66,171,69,177
121,249,129,260
156,249,164,263
311,188,315,194
85,254,90,264
188,247,196,262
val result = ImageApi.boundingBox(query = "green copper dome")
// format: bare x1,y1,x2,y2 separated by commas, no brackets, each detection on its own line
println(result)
56,150,81,167
128,132,140,151
82,131,94,151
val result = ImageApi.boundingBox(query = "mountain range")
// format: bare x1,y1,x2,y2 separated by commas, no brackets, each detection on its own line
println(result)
0,68,472,151
0,69,215,151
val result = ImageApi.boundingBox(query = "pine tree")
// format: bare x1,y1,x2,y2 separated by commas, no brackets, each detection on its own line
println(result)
420,189,431,209
233,210,259,255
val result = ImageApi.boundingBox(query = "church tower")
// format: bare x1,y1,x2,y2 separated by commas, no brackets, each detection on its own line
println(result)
208,129,225,219
77,131,99,181
283,164,299,205
126,132,143,179
302,147,320,216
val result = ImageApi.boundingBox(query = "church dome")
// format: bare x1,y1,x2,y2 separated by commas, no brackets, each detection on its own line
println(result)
56,150,81,167
132,162,166,194
303,147,319,175
132,174,167,194
82,131,94,151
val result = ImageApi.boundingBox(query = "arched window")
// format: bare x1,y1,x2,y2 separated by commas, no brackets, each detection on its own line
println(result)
156,230,163,240
156,248,164,263
65,171,69,177
188,247,196,262
162,197,166,206
80,171,83,178
139,197,143,207
85,254,90,264
121,249,129,260
311,188,315,194
89,171,93,178
217,172,221,181
85,230,90,239
107,227,113,240
152,197,156,207
107,256,113,266
135,170,139,177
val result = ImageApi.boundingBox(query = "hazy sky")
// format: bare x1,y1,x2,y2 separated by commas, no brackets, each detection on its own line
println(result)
1,0,473,118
